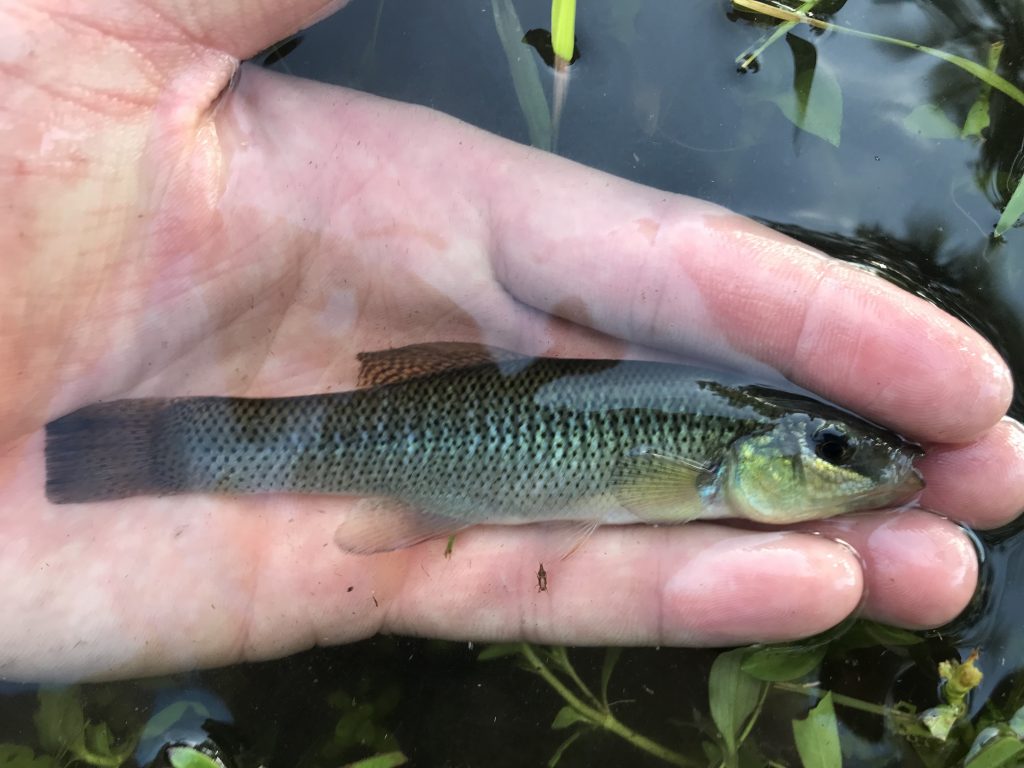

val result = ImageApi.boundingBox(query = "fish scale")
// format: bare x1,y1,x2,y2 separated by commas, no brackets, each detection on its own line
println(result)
44,349,924,543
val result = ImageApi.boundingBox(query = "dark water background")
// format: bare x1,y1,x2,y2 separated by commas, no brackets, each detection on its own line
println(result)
2,0,1022,765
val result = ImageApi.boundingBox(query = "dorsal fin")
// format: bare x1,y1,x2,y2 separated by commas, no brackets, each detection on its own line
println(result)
356,341,529,387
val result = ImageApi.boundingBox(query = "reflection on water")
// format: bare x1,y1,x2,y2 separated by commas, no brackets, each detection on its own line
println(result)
4,0,1023,766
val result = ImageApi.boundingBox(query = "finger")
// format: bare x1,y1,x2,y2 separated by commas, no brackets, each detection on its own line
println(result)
803,510,978,629
209,68,1011,444
483,151,1012,443
381,525,864,649
3,437,867,681
918,417,1024,529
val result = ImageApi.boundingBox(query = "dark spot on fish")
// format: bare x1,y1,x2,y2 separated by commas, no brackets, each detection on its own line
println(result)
537,563,548,592
346,586,354,592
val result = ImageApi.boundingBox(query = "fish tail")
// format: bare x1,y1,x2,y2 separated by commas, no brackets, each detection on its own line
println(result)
45,399,173,503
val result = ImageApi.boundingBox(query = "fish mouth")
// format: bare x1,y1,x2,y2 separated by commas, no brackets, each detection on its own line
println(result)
851,456,925,510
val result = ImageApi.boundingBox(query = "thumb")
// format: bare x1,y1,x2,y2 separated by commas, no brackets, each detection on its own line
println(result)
157,0,350,61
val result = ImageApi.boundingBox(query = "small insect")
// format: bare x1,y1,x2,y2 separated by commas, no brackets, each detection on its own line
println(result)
537,563,548,592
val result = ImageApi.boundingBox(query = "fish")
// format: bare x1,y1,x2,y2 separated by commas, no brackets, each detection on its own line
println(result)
44,342,925,553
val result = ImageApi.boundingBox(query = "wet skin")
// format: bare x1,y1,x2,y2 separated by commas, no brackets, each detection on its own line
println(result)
0,0,1022,681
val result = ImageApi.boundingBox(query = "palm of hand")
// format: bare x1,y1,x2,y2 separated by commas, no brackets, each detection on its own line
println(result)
1,0,1020,682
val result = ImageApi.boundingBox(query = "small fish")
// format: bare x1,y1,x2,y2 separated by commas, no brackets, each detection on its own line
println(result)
44,342,924,553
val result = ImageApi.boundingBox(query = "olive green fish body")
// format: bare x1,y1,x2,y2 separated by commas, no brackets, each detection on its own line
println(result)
45,353,924,533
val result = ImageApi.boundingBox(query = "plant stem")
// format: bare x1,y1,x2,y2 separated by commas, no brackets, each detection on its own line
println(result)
546,646,600,708
772,681,917,722
735,0,821,70
519,644,696,767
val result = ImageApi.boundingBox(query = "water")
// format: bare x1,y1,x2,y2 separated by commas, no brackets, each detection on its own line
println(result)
2,0,1022,766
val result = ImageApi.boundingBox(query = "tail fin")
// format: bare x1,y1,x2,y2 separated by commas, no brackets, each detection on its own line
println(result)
45,400,170,503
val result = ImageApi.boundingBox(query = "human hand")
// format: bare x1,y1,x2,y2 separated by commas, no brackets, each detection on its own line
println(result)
1,0,1021,682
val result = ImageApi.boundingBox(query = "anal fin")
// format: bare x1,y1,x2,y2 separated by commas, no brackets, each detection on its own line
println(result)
558,520,602,560
333,497,466,555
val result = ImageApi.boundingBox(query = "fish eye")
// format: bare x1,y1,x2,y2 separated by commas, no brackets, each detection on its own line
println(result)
813,425,852,465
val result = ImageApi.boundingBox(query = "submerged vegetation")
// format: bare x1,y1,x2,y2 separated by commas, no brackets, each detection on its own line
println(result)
494,0,1023,236
3,626,1022,767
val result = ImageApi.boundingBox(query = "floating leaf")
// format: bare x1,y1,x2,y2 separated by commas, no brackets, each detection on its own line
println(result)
792,692,842,768
742,644,827,682
962,98,991,140
491,0,552,150
709,648,765,757
769,34,843,146
550,0,576,63
963,41,1004,139
903,104,961,139
995,173,1024,237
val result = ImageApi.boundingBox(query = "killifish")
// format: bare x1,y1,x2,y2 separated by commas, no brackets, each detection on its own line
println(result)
45,342,924,553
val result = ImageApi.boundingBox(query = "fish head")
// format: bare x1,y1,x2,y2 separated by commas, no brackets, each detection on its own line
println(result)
719,412,924,524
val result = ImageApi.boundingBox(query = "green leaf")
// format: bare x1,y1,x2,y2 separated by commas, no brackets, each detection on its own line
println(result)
962,99,991,140
34,688,86,756
0,744,57,768
547,731,583,767
166,747,223,768
544,646,575,676
491,0,552,150
769,33,843,146
600,648,622,706
742,644,827,682
81,721,137,767
477,643,523,661
920,704,963,742
965,737,1024,768
342,752,409,768
995,173,1024,237
903,104,961,139
962,41,1003,139
792,692,841,768
701,740,723,765
550,0,577,63
709,648,766,757
551,706,591,730
831,620,922,651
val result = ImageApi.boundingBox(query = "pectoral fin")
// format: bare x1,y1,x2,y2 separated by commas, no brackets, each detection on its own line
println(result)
612,449,710,523
333,497,467,554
